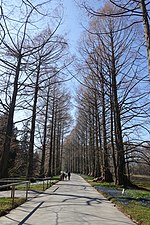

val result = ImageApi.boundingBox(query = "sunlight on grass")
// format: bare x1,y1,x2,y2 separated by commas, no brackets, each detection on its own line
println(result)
81,175,94,180
131,175,150,190
119,201,150,225
0,198,25,216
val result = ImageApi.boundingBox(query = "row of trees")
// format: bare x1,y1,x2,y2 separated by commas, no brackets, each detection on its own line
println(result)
0,0,149,184
0,0,72,178
63,1,150,185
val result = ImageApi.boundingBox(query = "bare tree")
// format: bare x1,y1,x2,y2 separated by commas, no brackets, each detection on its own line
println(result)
83,0,150,78
0,0,64,178
46,80,72,176
25,27,68,178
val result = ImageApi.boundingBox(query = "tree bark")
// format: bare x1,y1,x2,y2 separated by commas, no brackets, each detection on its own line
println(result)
27,62,40,178
0,54,22,178
40,85,50,177
101,75,113,182
47,98,55,177
110,33,127,185
140,0,150,78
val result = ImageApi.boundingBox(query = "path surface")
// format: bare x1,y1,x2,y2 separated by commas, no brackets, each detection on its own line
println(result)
0,174,136,225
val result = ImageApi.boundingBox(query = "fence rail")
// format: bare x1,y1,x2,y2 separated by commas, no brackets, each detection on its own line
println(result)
0,180,30,207
0,177,52,207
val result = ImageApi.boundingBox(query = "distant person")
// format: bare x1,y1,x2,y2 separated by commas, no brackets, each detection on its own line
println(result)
64,172,67,180
60,172,65,181
68,172,71,180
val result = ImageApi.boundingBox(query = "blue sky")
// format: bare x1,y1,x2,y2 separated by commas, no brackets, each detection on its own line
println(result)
61,0,84,54
61,0,102,54
60,0,102,90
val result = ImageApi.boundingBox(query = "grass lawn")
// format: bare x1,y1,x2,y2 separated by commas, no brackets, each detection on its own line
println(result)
131,175,150,190
84,176,150,225
29,179,58,191
16,178,59,191
0,198,26,217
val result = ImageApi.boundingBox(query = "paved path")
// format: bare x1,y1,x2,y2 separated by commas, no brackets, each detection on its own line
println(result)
0,174,136,225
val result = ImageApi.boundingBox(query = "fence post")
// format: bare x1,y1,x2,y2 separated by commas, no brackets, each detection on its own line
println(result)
50,177,51,187
47,179,48,189
26,182,29,200
43,180,44,191
11,185,15,207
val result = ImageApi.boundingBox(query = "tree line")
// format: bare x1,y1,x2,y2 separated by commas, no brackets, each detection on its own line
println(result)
63,0,150,186
0,0,72,178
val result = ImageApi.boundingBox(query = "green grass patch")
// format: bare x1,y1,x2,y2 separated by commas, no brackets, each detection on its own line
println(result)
51,175,60,180
90,181,116,188
131,175,150,190
81,175,94,181
117,200,150,225
126,189,150,199
16,183,51,191
16,179,58,191
15,183,42,191
0,197,25,216
30,183,48,191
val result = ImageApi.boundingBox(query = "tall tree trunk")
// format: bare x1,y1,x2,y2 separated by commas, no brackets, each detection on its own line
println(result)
0,55,22,178
92,107,96,176
140,0,150,78
27,63,40,178
97,110,103,176
52,105,57,176
60,125,64,172
85,125,89,175
56,122,61,175
95,97,101,177
47,98,55,177
40,85,50,177
101,75,113,182
89,107,95,176
110,33,127,185
110,85,117,184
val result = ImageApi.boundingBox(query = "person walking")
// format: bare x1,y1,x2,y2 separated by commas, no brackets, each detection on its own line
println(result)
68,172,71,180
